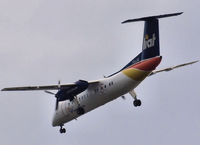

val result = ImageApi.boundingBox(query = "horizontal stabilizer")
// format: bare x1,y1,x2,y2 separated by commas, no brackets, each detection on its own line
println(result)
122,12,183,24
149,60,199,76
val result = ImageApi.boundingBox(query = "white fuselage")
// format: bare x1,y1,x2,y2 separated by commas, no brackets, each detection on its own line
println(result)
52,71,142,127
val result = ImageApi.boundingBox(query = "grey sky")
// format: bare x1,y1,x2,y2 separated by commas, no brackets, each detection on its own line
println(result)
0,0,199,145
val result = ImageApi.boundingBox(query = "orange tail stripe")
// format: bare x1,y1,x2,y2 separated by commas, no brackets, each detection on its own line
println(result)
129,56,162,71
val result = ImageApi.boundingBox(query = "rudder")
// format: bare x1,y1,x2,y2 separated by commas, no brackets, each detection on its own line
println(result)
107,12,182,77
141,18,160,60
121,12,182,64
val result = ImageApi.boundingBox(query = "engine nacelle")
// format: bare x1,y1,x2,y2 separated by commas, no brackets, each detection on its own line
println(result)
56,80,89,102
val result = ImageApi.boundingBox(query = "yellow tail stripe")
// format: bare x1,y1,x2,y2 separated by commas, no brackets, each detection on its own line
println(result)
122,68,151,81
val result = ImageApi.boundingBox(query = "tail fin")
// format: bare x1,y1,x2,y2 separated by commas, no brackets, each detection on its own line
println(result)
122,12,183,66
141,18,159,60
107,12,183,77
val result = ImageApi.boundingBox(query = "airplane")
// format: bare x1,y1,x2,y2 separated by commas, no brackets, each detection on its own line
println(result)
2,12,199,134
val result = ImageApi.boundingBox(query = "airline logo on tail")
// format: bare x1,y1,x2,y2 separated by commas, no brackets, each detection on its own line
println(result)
143,33,156,50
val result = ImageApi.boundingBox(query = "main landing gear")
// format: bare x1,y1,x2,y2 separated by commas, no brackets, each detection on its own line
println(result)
133,99,141,107
129,90,142,107
59,125,66,134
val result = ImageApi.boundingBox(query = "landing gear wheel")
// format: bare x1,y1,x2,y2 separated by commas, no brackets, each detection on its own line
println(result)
133,99,141,107
62,128,66,133
59,126,66,134
77,107,85,115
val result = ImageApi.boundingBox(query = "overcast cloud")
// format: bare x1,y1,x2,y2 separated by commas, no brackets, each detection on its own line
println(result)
0,0,199,145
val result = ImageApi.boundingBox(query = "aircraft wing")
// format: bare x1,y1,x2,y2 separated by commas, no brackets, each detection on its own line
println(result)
149,60,199,76
1,80,100,91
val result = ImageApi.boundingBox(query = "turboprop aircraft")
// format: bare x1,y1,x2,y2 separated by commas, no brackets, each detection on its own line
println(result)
2,12,198,134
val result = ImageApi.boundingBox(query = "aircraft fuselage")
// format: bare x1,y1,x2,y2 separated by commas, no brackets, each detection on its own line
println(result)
52,56,161,126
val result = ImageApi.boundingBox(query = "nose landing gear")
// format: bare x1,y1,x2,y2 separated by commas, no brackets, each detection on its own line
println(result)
59,125,66,134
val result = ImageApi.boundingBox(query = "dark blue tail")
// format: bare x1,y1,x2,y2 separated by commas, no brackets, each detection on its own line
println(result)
108,12,183,77
121,12,182,69
142,19,159,59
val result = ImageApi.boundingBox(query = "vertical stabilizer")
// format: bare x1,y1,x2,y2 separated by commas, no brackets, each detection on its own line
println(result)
141,19,160,60
121,12,182,65
108,12,183,77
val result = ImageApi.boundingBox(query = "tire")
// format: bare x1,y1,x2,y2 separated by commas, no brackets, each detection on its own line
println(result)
62,128,66,133
133,99,141,107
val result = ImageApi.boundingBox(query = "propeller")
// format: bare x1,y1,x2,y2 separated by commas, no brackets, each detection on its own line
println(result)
55,80,61,110
44,80,61,110
58,80,61,89
44,90,55,95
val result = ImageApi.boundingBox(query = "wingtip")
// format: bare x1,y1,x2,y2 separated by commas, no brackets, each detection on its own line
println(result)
177,12,184,15
191,60,199,64
121,20,127,24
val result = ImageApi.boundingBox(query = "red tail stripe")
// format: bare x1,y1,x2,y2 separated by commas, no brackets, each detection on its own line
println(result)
128,56,162,71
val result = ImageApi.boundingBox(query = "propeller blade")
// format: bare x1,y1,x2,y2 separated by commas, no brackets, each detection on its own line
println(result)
55,80,61,110
55,99,59,110
44,90,55,95
58,80,61,89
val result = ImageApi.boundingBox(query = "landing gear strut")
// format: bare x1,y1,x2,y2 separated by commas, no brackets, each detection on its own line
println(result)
59,125,66,134
129,90,142,107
